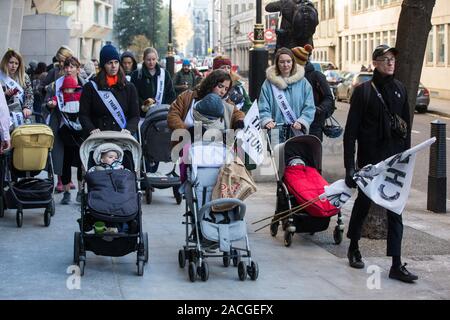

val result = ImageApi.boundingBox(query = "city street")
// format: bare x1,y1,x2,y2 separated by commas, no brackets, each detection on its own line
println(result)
0,101,449,300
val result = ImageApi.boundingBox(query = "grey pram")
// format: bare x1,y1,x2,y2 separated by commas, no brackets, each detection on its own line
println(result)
178,142,258,282
140,104,181,205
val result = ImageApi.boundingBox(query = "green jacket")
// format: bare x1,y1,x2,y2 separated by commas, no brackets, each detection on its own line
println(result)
173,69,198,96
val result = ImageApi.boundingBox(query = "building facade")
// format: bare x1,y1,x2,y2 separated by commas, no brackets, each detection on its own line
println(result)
313,0,450,99
1,0,114,65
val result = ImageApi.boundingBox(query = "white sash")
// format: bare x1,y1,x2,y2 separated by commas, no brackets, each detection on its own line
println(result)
271,84,297,124
0,72,24,104
10,111,25,129
91,81,127,129
183,99,196,128
155,68,165,106
55,77,82,131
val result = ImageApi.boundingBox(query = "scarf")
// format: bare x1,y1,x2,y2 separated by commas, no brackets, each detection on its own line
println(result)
372,69,394,141
192,109,226,131
106,74,118,87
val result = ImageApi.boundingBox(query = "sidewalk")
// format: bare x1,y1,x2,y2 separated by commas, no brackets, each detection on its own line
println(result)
0,162,449,300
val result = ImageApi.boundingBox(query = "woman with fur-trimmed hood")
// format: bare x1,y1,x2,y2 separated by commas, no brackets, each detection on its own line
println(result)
258,47,315,141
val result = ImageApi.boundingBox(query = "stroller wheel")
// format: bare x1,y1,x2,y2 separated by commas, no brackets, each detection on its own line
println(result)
143,232,149,263
44,209,51,227
248,261,259,281
173,186,182,205
145,187,152,205
0,197,5,218
16,210,23,228
270,221,278,237
232,249,241,267
199,261,209,282
73,232,80,264
188,262,197,282
48,199,55,217
223,252,231,267
284,231,293,247
137,260,144,276
78,259,85,277
238,261,247,281
178,249,186,268
333,226,344,245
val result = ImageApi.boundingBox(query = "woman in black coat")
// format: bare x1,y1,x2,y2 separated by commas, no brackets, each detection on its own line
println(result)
79,44,140,136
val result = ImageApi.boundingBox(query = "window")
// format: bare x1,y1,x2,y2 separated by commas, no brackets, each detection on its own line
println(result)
352,35,356,63
241,4,246,12
363,34,368,62
382,31,388,45
363,0,369,10
426,29,434,64
249,3,254,10
390,30,396,47
234,4,238,15
94,3,100,24
329,0,335,19
356,34,361,62
345,36,349,61
375,32,381,47
321,0,326,19
105,6,111,26
61,0,78,18
227,5,231,15
437,24,445,64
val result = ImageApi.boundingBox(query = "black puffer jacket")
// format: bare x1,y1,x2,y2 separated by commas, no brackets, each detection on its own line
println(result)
304,62,335,141
79,77,140,136
343,69,411,170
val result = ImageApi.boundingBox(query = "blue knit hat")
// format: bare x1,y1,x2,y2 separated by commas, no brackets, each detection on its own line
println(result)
194,93,224,119
182,59,190,66
99,44,120,68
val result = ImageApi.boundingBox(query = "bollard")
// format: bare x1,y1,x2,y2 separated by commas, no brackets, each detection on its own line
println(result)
427,120,447,213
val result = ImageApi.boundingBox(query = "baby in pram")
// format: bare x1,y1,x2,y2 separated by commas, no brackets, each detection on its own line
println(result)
88,143,125,172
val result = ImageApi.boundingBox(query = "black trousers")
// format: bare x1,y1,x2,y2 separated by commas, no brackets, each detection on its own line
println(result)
347,189,403,257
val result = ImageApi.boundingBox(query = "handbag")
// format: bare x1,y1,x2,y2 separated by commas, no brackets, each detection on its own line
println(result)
370,82,407,139
211,157,257,212
322,115,343,138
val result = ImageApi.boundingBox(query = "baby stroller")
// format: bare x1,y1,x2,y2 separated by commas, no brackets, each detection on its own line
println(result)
0,124,55,228
140,104,181,205
178,141,259,282
74,131,148,276
267,134,345,247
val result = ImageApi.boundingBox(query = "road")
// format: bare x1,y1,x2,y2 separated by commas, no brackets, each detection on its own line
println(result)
331,101,450,195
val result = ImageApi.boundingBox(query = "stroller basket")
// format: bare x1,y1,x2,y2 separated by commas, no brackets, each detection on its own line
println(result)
7,178,53,203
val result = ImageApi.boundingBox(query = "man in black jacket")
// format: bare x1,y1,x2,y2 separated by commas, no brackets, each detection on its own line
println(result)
343,45,417,283
292,45,335,141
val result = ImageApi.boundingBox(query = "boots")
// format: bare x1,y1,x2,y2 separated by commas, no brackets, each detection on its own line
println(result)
61,191,71,205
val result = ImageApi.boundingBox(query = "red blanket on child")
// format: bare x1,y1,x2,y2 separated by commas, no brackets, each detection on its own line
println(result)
283,165,339,218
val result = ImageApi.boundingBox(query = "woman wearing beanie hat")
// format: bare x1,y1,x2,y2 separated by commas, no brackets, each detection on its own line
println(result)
258,47,315,142
212,55,252,114
79,44,139,138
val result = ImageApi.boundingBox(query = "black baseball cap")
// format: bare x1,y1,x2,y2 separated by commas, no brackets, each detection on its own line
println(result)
372,45,399,60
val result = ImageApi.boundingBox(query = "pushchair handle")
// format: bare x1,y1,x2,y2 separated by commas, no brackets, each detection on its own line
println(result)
198,198,246,221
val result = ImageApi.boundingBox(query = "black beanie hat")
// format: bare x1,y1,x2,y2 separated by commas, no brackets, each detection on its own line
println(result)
100,44,120,68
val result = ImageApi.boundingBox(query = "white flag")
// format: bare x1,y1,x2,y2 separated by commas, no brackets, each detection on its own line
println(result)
320,179,355,209
353,138,436,215
236,100,264,165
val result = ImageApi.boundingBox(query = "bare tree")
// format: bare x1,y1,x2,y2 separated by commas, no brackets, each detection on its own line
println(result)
395,0,436,125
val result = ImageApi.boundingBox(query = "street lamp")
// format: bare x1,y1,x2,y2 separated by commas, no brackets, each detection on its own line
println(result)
166,0,175,77
249,0,268,101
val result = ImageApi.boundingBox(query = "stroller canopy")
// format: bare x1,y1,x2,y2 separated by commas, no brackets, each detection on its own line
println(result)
275,135,322,178
80,131,142,173
188,141,234,180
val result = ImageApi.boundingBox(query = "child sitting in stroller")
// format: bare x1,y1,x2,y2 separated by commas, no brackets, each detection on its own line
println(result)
88,143,125,172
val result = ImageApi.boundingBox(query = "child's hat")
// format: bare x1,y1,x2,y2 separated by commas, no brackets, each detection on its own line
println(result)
61,76,81,90
93,143,124,165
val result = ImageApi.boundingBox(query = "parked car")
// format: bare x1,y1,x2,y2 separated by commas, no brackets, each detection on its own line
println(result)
416,82,430,113
336,72,372,102
324,70,347,98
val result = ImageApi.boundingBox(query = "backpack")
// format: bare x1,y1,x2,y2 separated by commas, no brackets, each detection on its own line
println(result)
291,1,319,41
